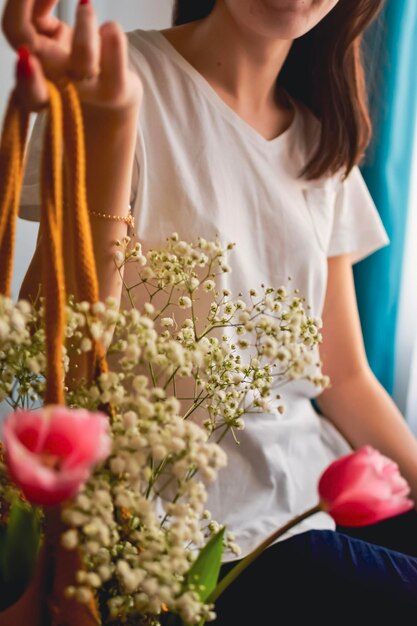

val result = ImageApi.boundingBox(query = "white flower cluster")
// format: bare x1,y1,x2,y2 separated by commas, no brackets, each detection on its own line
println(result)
62,383,227,625
0,235,328,625
104,234,328,442
0,296,46,409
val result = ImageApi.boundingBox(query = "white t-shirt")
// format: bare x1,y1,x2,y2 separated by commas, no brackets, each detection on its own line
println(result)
19,29,390,561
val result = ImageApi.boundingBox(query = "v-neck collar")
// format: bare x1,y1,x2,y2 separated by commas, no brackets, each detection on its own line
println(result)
146,29,299,151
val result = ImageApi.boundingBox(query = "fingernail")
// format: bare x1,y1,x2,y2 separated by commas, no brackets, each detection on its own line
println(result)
17,46,33,80
79,0,90,5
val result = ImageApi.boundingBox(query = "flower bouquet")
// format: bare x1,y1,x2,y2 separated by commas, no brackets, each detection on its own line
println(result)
0,229,327,625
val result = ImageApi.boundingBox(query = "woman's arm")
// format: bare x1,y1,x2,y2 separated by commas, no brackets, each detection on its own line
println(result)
19,107,138,387
315,254,417,502
19,104,139,305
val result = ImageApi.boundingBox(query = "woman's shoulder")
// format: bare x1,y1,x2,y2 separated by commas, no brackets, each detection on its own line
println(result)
293,99,320,138
291,97,321,155
289,96,347,189
125,29,173,76
125,28,161,61
125,28,190,96
126,28,158,49
284,94,329,182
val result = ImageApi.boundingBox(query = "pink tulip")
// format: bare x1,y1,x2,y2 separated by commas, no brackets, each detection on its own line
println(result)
318,445,414,527
2,406,111,506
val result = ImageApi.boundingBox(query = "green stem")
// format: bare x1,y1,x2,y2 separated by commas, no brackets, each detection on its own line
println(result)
208,503,321,603
163,366,180,391
148,363,157,387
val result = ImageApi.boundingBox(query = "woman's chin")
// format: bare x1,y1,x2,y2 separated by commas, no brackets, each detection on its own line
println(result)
226,0,339,40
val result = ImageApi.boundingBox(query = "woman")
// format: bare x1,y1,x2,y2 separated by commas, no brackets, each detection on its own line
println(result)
3,0,417,622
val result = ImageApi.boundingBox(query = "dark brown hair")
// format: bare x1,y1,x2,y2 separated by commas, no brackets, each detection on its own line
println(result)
172,0,385,180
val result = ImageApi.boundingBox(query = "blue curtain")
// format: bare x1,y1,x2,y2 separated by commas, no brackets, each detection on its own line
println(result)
354,0,417,393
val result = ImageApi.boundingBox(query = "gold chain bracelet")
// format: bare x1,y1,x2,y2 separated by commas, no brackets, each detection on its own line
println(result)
88,208,135,230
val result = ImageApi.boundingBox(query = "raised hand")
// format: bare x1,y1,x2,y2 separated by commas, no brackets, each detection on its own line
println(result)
2,0,143,113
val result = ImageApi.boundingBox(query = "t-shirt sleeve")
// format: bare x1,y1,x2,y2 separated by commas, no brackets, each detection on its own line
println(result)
328,165,390,264
18,111,140,222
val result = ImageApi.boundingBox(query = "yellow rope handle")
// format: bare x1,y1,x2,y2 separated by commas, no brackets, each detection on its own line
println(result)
60,83,109,380
0,93,29,296
40,82,66,406
0,81,116,625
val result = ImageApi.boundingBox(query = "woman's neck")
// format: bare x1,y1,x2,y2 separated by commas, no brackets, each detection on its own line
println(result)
162,3,293,114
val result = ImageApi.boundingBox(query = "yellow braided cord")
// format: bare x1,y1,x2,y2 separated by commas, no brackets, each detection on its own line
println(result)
0,95,20,248
61,84,99,304
60,83,109,380
41,82,66,406
0,94,29,296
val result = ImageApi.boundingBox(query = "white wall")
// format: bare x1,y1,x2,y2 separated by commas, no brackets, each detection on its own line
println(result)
59,0,172,30
0,0,172,301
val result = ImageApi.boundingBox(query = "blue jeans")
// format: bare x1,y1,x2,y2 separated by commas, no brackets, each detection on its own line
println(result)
212,510,417,624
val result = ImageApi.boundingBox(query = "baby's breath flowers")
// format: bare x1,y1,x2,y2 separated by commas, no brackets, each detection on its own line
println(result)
105,234,328,443
0,234,328,625
0,296,46,409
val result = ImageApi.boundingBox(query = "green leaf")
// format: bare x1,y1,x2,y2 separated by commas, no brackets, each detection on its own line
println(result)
0,498,41,607
184,527,225,604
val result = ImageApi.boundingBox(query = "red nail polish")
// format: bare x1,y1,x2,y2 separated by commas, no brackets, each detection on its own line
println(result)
17,46,33,80
79,0,90,5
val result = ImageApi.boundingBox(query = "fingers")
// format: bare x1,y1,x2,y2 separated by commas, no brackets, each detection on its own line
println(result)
32,0,62,35
68,1,100,80
98,22,134,105
33,13,64,38
2,0,70,79
100,22,127,85
2,0,60,49
15,47,49,111
2,0,38,49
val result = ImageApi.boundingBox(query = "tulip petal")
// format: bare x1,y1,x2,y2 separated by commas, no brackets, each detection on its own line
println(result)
329,494,413,527
61,411,111,469
318,446,414,528
43,407,92,459
3,410,49,454
319,452,370,502
2,406,112,506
